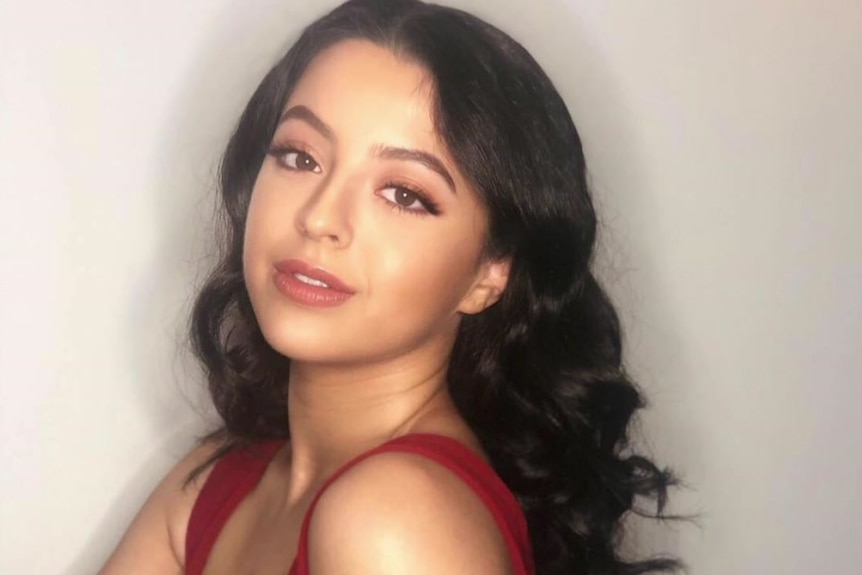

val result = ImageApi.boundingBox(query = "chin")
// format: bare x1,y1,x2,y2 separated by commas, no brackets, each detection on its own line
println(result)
257,319,358,364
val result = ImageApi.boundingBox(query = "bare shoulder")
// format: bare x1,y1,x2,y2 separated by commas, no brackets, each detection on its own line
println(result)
308,450,515,575
98,438,227,575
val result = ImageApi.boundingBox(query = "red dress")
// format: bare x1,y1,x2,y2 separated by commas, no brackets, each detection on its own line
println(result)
185,433,534,575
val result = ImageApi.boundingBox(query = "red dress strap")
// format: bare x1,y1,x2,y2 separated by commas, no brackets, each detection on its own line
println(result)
185,434,534,575
289,433,534,575
185,440,285,575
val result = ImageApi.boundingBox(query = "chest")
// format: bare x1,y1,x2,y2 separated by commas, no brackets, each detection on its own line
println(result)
200,481,315,575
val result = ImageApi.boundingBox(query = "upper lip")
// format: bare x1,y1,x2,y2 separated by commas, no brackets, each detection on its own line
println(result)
274,258,356,294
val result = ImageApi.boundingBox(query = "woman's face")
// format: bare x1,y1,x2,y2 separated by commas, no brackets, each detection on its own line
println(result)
243,39,508,365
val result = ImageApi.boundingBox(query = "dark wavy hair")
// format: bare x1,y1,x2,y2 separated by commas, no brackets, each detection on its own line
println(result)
189,1,687,574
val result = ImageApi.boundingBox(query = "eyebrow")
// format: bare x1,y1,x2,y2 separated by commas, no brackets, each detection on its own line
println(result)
371,144,457,195
278,105,457,195
278,105,335,141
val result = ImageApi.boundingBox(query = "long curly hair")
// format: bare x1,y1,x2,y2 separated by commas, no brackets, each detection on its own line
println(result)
189,1,687,573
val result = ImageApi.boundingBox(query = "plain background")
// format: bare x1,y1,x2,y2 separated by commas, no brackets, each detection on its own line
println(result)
1,0,860,573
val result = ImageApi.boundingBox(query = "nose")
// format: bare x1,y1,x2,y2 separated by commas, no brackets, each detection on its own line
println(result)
294,175,353,247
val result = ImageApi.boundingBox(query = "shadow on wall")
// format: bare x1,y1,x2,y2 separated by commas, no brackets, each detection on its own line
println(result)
67,0,698,571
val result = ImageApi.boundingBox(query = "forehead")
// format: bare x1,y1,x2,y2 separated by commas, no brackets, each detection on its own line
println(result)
283,39,441,150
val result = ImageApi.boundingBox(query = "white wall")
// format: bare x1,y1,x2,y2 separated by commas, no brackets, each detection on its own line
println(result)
1,1,859,573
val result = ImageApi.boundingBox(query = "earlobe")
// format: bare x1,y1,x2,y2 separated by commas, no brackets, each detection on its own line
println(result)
458,258,511,315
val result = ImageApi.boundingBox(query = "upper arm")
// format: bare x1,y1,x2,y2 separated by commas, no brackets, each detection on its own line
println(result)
307,453,515,575
98,440,224,575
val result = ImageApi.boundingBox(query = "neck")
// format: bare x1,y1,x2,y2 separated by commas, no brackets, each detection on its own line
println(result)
283,344,455,494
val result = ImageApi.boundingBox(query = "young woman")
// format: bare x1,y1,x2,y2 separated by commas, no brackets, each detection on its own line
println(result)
100,1,683,574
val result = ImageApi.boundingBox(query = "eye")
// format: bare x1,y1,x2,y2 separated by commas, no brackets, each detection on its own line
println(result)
268,145,322,173
379,184,440,216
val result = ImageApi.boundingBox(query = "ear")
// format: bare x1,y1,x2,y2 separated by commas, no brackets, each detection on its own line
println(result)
457,257,511,315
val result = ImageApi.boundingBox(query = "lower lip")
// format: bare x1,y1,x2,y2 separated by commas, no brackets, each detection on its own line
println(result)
273,271,354,307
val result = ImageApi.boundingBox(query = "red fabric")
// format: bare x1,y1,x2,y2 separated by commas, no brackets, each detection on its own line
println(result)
185,433,534,575
185,439,285,575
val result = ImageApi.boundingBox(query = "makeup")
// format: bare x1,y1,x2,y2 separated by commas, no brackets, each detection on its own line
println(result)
272,259,355,307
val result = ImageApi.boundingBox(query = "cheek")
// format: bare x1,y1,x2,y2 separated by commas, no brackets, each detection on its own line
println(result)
367,227,481,318
243,189,269,278
244,169,304,253
242,180,293,298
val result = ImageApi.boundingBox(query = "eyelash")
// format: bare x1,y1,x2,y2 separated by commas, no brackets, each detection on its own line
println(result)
380,182,441,216
267,144,321,173
266,144,441,217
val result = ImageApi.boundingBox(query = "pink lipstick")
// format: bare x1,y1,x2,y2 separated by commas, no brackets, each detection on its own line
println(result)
272,259,355,307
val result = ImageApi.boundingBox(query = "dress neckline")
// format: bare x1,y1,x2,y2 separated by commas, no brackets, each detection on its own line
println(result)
187,432,533,575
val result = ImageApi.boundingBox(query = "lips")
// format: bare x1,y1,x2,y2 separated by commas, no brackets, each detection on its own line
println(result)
273,259,355,294
271,258,355,308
